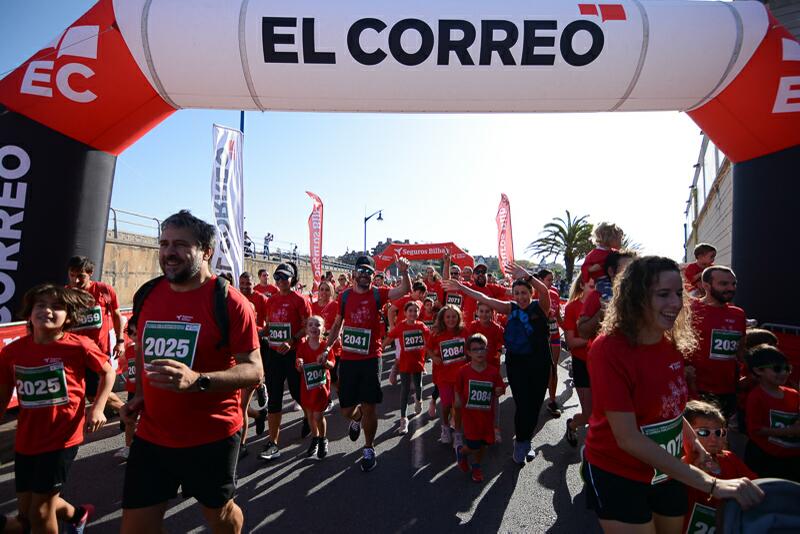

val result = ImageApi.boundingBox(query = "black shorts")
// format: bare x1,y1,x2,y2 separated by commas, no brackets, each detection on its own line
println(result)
572,357,590,388
15,445,78,494
85,368,99,398
263,344,301,414
338,358,383,409
122,431,241,509
582,461,687,524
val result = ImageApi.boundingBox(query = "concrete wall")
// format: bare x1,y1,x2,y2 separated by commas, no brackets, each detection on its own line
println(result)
685,160,733,267
102,232,351,306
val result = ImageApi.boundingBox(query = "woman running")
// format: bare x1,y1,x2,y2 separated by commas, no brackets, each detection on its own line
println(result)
582,256,762,533
563,276,593,447
443,262,551,465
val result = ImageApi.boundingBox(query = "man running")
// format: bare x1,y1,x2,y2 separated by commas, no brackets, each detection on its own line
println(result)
120,210,263,534
327,255,411,471
686,266,746,418
66,256,126,412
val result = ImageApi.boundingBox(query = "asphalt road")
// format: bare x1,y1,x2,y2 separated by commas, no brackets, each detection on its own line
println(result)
0,350,602,533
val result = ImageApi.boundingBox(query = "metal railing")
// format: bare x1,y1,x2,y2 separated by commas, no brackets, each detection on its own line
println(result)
683,134,726,261
108,208,161,239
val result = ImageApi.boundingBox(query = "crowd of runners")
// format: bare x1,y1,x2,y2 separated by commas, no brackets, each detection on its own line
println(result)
0,211,798,533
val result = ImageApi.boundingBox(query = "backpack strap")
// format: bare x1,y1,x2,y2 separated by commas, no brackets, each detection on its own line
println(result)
213,276,230,350
373,287,381,313
131,276,165,327
339,289,351,317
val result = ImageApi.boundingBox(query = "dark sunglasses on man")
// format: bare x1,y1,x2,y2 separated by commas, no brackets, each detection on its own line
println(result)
356,267,374,275
274,273,290,281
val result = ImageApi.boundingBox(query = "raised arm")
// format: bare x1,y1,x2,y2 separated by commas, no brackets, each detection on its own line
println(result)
507,261,549,314
387,255,412,301
441,279,511,315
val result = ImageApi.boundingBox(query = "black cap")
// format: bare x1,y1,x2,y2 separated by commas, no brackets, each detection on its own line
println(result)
275,263,295,277
355,256,375,272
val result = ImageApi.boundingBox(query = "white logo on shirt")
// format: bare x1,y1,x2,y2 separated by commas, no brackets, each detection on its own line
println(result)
176,315,194,322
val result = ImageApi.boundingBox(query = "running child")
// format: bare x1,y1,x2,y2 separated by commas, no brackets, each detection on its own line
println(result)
580,222,623,302
427,304,469,445
744,344,800,481
466,302,505,442
0,284,116,534
454,334,505,482
384,301,429,434
682,400,756,534
419,297,436,328
296,316,336,459
684,243,716,297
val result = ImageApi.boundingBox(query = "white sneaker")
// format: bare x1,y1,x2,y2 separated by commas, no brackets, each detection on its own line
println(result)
414,399,423,415
452,431,463,452
398,417,409,435
114,446,129,460
439,425,452,444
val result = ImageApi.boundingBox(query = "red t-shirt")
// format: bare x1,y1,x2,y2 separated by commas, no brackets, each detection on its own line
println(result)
463,283,507,323
0,333,108,455
466,320,504,367
296,339,335,412
264,292,312,350
580,290,602,320
135,276,259,448
424,279,444,307
122,340,137,393
427,329,469,385
683,450,755,533
457,363,505,443
338,287,391,361
311,300,338,331
683,263,703,292
419,307,436,328
254,283,279,298
386,321,429,373
70,281,119,355
746,385,800,458
581,247,612,283
688,300,746,395
244,291,269,329
563,300,590,361
585,333,689,483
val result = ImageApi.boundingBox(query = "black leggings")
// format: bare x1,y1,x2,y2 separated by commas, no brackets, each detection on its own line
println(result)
399,372,422,417
505,351,551,442
264,344,301,414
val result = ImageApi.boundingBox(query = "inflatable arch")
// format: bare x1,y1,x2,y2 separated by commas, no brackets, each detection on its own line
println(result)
0,0,798,324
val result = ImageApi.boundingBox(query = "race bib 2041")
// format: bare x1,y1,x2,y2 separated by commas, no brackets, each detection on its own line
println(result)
342,326,371,355
640,413,683,484
15,363,69,408
268,323,292,346
141,321,201,368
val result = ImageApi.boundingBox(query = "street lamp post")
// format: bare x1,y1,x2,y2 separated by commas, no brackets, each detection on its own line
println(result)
363,209,383,254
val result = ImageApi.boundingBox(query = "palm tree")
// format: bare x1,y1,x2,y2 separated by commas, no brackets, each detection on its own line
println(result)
527,211,593,282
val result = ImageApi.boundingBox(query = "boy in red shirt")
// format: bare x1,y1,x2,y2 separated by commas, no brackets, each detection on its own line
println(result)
0,284,116,534
683,400,756,534
580,222,623,303
684,243,716,297
454,333,505,482
744,344,800,481
466,302,505,442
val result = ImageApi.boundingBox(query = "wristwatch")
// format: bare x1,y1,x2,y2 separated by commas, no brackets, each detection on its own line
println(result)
197,374,211,392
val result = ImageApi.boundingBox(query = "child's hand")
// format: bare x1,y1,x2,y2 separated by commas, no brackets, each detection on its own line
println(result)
296,358,304,370
316,351,329,365
275,342,292,354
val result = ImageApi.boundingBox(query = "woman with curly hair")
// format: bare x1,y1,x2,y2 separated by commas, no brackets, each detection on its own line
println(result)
582,256,763,533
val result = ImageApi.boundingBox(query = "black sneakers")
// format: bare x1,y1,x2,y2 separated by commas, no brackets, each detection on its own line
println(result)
254,409,266,436
360,447,377,472
259,440,281,461
565,418,578,447
306,437,319,458
317,437,329,460
349,420,362,442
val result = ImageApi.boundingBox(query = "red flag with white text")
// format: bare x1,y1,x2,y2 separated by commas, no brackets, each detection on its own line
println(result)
496,194,515,275
306,192,324,295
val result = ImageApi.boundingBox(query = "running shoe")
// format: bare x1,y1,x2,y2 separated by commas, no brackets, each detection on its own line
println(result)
254,409,267,436
259,440,281,461
306,437,319,458
317,437,329,460
565,418,578,448
349,420,362,442
113,446,129,461
439,425,452,444
494,428,503,444
398,417,409,435
361,447,377,472
512,440,527,465
324,400,334,414
457,447,469,473
427,399,437,418
471,466,484,483
452,432,464,455
525,442,536,462
301,418,311,439
547,401,562,418
255,383,268,410
66,504,94,534
415,399,423,415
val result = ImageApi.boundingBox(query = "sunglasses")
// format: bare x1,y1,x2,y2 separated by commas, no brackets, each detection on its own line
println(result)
274,273,290,281
757,364,792,374
356,268,374,275
695,428,728,438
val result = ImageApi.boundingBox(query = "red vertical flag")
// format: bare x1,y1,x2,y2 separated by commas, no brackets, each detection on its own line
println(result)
306,191,324,295
496,194,515,275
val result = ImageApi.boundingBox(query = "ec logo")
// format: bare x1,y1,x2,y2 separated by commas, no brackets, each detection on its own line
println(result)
19,25,99,104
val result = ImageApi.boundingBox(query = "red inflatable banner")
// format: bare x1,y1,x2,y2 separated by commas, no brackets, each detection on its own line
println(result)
373,243,474,272
306,191,324,295
496,194,515,276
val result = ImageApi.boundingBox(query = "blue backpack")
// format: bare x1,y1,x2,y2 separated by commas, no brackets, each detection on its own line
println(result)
504,302,541,354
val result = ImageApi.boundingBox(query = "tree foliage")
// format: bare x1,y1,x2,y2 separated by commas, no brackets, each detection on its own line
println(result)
527,211,593,283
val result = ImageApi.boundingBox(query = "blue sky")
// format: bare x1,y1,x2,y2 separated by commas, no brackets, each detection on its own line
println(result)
1,1,701,261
